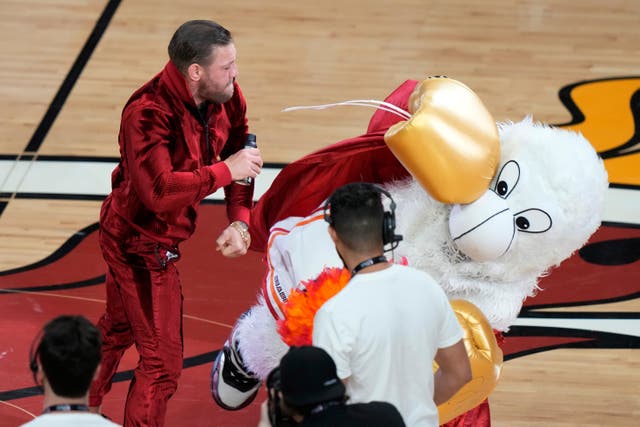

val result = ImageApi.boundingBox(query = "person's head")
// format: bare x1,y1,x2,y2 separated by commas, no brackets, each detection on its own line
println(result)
30,315,101,398
168,20,238,104
272,346,346,418
324,182,386,254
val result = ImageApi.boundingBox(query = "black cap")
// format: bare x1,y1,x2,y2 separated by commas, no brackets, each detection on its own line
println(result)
280,346,346,407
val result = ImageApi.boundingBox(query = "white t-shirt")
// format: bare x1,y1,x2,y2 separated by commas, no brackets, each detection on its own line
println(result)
20,412,121,427
313,264,463,427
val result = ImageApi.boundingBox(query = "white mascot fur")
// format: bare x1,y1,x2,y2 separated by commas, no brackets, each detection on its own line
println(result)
211,78,608,424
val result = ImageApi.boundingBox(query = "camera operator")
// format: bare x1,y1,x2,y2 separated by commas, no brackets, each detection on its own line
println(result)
258,345,405,427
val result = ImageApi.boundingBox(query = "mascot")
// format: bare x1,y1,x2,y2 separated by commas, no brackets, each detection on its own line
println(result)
210,77,609,426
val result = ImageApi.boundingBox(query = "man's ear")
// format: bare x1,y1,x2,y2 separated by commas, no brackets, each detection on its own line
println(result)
35,361,45,386
327,225,339,245
186,63,201,82
92,363,102,382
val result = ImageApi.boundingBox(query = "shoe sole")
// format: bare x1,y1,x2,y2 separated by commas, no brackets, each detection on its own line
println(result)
210,348,260,411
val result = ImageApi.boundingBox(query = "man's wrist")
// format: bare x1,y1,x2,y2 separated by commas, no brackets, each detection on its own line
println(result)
230,221,250,248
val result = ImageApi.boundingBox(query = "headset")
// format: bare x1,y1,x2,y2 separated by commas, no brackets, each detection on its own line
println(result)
28,327,44,388
324,183,403,251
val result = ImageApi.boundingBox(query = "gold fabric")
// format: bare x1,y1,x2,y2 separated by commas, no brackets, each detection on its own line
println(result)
437,299,503,424
385,78,500,204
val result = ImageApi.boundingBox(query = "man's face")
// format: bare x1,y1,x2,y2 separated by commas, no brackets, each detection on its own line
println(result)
197,43,238,104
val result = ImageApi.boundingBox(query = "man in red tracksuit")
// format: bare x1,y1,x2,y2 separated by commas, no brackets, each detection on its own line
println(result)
88,20,263,427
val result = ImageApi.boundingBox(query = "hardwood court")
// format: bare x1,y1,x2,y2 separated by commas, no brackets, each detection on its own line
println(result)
1,0,638,426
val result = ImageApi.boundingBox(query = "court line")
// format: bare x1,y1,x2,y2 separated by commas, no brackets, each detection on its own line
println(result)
0,399,36,419
0,0,123,236
554,75,640,127
0,350,219,402
24,0,121,153
0,289,231,329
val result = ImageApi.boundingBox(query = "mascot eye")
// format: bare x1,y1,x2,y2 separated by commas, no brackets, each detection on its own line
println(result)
494,160,520,198
514,208,552,233
516,216,530,229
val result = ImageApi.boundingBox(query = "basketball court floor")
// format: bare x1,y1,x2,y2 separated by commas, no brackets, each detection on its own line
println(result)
0,1,638,425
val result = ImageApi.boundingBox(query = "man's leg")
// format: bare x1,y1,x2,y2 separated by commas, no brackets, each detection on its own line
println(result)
89,266,135,410
118,250,183,427
92,225,183,427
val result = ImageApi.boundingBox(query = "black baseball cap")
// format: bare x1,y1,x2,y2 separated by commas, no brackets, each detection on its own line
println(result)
280,346,346,407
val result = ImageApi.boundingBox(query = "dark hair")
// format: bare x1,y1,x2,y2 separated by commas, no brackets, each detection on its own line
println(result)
36,315,101,398
326,182,385,252
168,20,233,74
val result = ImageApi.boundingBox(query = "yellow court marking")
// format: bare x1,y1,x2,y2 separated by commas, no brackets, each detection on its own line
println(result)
562,78,640,186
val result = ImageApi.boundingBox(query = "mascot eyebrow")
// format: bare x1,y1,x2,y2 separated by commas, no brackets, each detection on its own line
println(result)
493,160,552,234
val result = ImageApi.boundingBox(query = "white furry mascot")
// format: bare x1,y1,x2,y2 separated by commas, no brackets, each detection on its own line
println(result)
210,78,608,426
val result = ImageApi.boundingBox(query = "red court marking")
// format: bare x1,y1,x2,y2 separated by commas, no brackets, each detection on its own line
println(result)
524,225,640,308
1,204,637,426
0,204,265,426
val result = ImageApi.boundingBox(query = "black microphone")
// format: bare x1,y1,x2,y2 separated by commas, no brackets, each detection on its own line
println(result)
237,133,257,186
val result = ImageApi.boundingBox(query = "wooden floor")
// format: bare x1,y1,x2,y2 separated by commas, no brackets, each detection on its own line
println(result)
1,0,638,425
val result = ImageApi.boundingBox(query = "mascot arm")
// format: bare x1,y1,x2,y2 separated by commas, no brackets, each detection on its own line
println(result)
436,299,503,424
384,78,500,204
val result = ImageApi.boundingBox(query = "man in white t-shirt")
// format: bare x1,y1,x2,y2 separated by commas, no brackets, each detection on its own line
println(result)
21,315,120,427
313,182,471,427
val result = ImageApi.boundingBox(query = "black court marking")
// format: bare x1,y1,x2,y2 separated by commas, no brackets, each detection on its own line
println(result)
0,325,635,400
0,350,219,401
522,292,640,311
555,76,640,160
37,155,120,163
503,326,639,361
14,193,108,201
0,223,99,277
554,76,640,127
0,275,105,294
518,311,639,319
24,0,122,153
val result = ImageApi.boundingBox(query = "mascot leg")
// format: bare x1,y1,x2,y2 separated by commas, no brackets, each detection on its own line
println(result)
210,296,288,410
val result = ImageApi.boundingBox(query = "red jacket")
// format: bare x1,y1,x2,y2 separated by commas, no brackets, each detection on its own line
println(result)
105,61,252,247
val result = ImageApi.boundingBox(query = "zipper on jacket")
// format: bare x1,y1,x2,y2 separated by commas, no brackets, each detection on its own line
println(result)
197,102,212,165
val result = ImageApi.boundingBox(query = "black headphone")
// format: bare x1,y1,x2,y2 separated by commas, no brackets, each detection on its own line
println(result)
324,184,403,251
28,327,44,387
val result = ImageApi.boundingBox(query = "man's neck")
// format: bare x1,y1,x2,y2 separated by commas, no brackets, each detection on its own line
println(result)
43,394,89,411
344,252,389,275
187,80,202,106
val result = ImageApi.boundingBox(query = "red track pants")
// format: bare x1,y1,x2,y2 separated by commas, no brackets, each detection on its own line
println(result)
90,210,183,427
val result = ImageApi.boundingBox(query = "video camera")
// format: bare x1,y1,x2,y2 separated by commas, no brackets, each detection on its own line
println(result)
266,367,298,427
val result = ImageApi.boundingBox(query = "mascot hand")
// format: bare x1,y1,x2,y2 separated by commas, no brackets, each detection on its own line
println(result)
436,299,503,424
384,77,500,204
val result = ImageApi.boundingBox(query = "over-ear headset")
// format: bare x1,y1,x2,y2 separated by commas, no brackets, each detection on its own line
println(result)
28,327,44,387
324,183,403,251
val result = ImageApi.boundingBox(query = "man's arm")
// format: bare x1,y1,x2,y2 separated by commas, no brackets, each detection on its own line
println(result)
221,83,254,225
433,339,472,405
123,106,234,213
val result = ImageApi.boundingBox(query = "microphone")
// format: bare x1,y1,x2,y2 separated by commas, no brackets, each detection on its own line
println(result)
236,133,257,186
